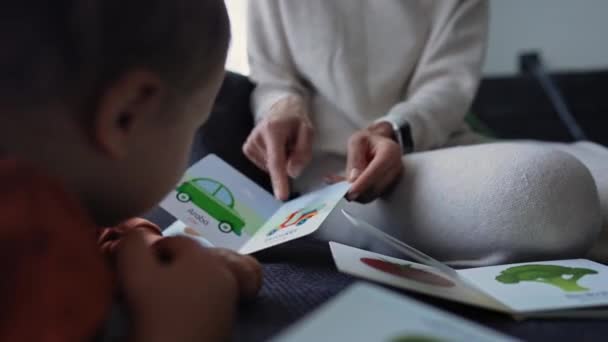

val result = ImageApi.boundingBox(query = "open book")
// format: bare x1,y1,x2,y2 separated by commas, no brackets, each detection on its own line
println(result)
331,211,608,319
160,154,349,254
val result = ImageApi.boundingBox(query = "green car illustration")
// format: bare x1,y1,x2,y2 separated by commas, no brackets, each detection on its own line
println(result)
176,178,246,235
391,336,444,342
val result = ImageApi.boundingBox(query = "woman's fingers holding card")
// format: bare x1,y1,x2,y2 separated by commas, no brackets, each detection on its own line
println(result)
346,131,403,203
324,174,346,184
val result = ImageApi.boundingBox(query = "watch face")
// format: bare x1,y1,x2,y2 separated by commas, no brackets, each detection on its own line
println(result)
398,123,414,154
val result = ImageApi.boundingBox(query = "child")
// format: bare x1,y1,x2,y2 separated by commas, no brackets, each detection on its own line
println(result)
0,0,261,341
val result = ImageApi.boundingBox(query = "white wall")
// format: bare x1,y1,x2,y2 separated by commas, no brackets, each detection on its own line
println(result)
484,0,608,75
225,0,608,76
225,0,249,75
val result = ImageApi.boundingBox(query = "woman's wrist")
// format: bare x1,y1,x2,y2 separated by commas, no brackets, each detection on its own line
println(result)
265,95,310,121
366,121,398,143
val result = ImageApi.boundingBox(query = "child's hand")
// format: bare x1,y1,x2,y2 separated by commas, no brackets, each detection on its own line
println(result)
116,232,238,342
207,248,263,299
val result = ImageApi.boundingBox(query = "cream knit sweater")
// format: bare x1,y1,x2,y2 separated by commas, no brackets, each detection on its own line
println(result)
248,0,489,154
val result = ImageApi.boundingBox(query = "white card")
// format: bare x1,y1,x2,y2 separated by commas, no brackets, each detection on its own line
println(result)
342,209,460,279
330,241,608,317
330,242,507,312
161,154,350,253
272,283,518,342
240,182,351,254
459,259,608,313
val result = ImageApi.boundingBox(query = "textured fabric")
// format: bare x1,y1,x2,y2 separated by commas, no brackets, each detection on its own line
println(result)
248,0,488,154
295,142,603,266
0,159,113,342
235,238,352,342
0,159,165,341
538,141,608,262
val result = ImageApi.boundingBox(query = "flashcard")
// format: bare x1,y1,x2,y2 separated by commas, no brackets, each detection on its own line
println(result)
458,259,608,314
240,182,350,254
342,209,460,279
330,242,506,312
161,154,350,253
331,222,608,319
335,212,608,318
271,283,518,342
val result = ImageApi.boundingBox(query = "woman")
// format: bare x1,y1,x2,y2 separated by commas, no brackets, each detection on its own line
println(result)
243,0,607,264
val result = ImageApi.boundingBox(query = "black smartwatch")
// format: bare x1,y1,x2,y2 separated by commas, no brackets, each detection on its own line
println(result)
386,120,414,155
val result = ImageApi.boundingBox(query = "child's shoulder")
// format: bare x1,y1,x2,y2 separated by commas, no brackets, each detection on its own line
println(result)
0,158,113,341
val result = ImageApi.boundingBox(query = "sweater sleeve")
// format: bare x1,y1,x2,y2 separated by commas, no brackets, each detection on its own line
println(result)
379,0,489,152
248,0,311,121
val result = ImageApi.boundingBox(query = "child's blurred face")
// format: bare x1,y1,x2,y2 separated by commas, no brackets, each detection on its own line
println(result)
87,66,226,226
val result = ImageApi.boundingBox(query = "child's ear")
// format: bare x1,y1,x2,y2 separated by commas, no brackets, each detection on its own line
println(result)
94,70,165,159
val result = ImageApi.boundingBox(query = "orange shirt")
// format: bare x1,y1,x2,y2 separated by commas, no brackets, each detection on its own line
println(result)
0,159,162,341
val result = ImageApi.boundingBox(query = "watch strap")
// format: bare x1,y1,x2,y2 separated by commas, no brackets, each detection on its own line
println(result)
397,122,414,154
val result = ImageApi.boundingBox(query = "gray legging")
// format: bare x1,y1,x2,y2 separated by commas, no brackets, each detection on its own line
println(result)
297,141,607,267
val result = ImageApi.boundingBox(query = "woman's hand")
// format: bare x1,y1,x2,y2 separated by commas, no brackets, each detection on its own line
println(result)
243,96,314,200
342,122,403,203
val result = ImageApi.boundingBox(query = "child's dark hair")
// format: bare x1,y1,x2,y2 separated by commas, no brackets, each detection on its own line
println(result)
0,0,230,111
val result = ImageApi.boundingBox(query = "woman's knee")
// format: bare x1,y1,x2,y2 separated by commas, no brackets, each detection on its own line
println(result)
488,144,602,261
